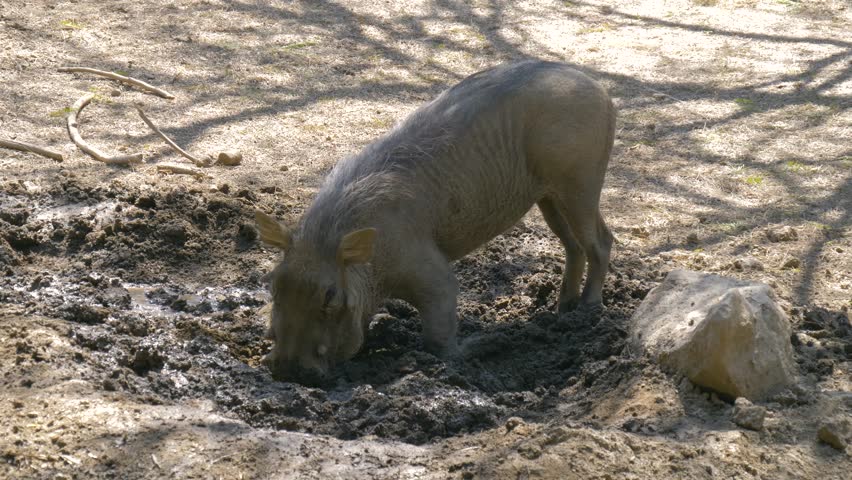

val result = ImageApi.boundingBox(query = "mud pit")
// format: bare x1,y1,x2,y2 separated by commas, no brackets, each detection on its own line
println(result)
2,153,850,479
1,174,652,445
2,0,852,478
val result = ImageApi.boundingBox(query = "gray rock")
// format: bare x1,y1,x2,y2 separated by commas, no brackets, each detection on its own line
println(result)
629,269,796,400
732,397,766,431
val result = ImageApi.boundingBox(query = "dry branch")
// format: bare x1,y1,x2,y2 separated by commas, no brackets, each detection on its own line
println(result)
135,106,210,167
156,163,207,179
58,67,175,99
0,138,63,162
66,93,144,165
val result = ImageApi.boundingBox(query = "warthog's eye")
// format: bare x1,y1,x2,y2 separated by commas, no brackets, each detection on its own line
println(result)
323,286,336,308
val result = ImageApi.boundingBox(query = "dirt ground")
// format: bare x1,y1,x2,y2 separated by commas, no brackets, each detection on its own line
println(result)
1,0,850,478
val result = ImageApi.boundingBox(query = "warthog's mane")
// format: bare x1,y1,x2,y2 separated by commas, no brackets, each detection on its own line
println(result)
299,119,454,249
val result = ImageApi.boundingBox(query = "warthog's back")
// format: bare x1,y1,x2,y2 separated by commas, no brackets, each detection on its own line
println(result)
302,60,614,260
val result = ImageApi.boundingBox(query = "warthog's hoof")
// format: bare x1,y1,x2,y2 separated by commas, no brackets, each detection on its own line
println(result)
557,298,581,316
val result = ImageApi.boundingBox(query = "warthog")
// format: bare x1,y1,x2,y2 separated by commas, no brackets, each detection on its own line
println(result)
256,60,615,380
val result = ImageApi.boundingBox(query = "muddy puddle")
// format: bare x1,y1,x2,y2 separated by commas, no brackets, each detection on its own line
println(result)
0,174,660,445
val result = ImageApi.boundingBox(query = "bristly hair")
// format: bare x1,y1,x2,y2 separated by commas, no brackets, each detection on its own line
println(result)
297,60,567,252
298,117,455,250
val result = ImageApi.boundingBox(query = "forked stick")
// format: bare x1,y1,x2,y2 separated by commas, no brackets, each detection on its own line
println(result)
0,138,63,162
66,93,144,165
58,67,176,99
135,106,210,167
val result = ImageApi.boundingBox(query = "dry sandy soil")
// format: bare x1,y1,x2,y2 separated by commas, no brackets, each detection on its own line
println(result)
1,0,851,478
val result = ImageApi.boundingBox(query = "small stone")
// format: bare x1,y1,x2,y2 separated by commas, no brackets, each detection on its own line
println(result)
818,421,849,450
505,417,524,433
237,222,258,242
686,233,700,245
631,226,650,238
102,378,117,391
766,226,798,242
217,183,231,194
732,397,766,431
517,442,542,460
216,149,243,166
135,195,156,209
733,257,763,271
279,165,290,172
781,257,802,269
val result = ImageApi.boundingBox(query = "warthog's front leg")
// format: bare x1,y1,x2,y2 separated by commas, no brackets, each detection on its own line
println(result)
398,247,460,357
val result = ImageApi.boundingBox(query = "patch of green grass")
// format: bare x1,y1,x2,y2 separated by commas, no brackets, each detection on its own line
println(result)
629,139,655,149
59,19,84,30
367,117,393,130
734,98,755,109
300,123,327,133
282,41,317,50
785,160,806,172
49,107,73,118
692,0,719,6
85,86,113,103
743,175,764,186
415,71,443,85
775,0,800,6
578,23,614,34
718,221,747,235
809,221,833,232
838,155,852,168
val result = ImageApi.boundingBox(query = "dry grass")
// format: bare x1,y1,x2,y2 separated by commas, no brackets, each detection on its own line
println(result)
0,0,849,311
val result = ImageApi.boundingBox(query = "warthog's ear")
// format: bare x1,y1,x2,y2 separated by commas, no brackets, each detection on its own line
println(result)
255,210,292,250
337,228,377,266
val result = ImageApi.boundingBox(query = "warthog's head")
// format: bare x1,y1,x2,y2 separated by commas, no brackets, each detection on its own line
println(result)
255,211,376,383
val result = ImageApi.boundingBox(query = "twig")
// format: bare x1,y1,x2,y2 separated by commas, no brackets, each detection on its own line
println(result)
644,86,684,103
58,67,175,99
0,138,63,162
135,106,210,167
156,163,207,179
66,93,144,165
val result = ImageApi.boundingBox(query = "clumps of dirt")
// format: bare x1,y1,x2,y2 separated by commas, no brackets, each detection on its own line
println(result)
55,257,651,445
9,172,849,456
789,305,852,380
0,174,266,288
3,172,655,446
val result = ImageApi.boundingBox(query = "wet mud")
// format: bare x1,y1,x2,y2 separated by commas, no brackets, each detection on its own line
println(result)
1,174,658,446
2,174,849,450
